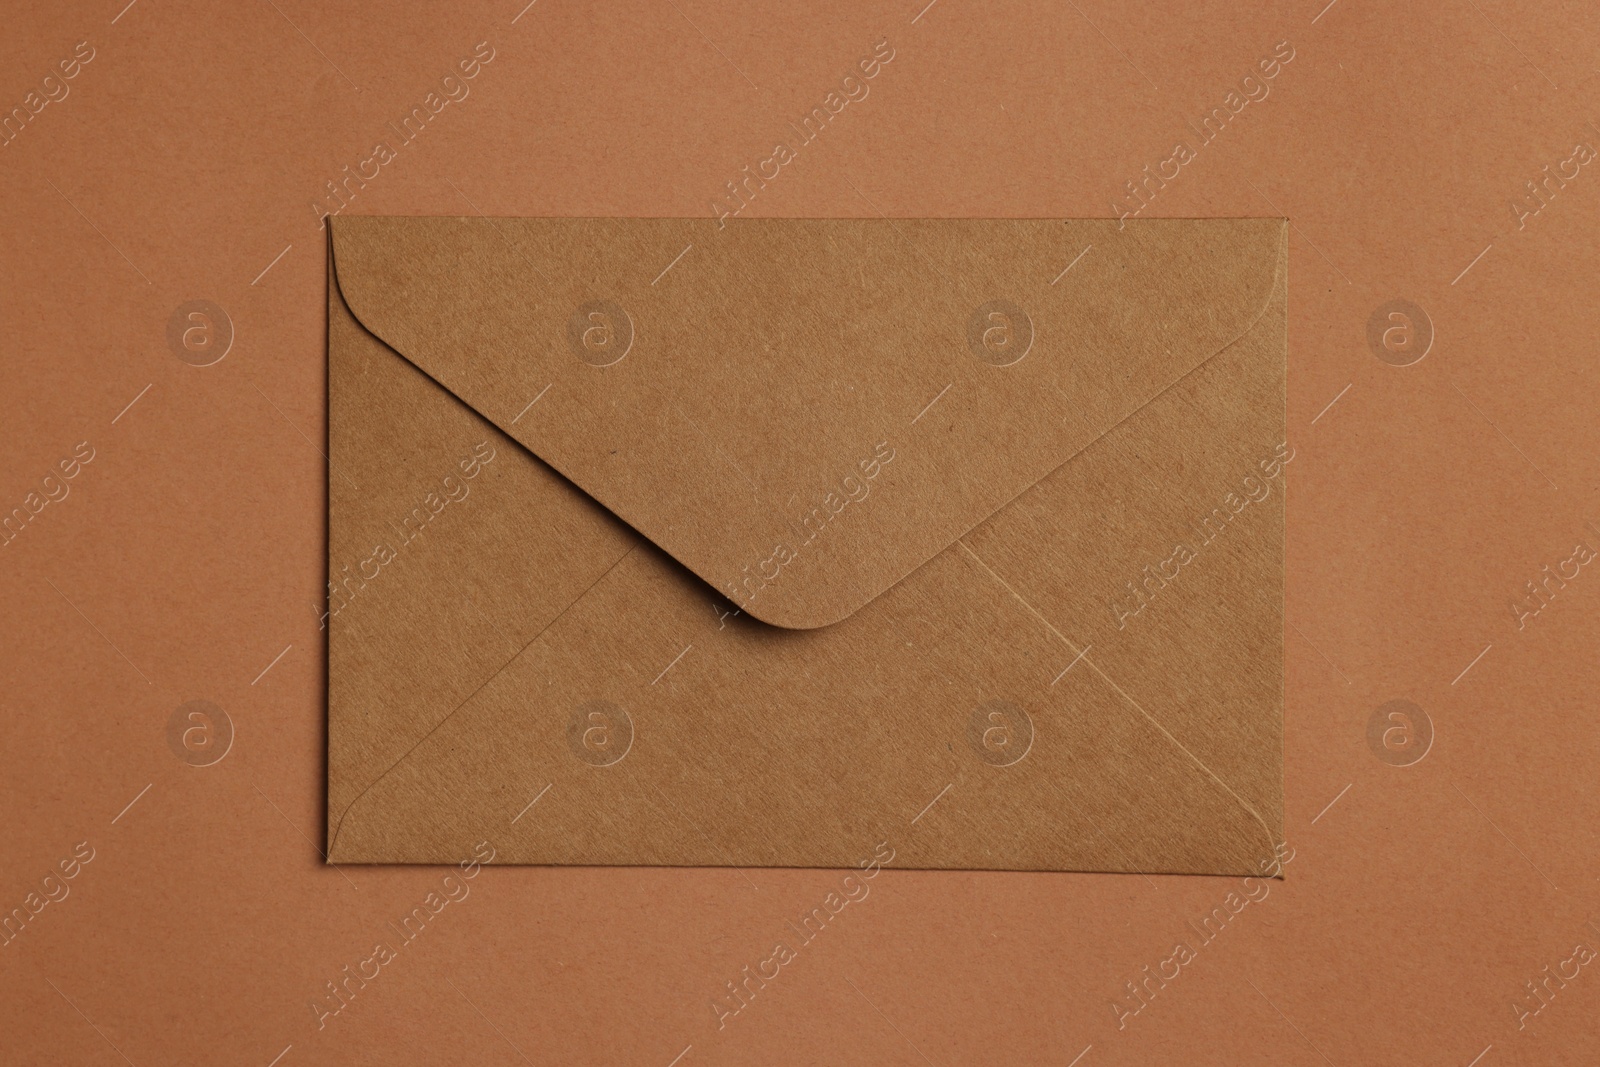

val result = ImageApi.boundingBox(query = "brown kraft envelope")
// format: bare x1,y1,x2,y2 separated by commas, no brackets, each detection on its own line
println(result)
325,216,1286,874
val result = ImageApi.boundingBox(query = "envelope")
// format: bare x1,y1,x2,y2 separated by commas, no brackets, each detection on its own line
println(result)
324,216,1286,874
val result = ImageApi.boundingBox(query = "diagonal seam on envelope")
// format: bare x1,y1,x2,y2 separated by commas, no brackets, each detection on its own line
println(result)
952,541,1276,846
325,217,1287,874
329,541,643,844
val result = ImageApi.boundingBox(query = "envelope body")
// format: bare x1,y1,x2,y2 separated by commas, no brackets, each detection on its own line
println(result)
325,216,1286,874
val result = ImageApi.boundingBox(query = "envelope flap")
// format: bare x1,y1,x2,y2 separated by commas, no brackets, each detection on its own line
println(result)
330,216,1283,628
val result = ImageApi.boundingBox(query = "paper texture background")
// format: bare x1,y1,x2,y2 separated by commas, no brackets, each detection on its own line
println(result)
4,1,1599,1064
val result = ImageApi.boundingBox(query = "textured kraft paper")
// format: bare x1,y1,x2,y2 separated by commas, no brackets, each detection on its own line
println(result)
326,216,1287,872
14,2,1600,1063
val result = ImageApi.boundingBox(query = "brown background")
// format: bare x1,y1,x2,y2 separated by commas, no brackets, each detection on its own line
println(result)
3,0,1599,1064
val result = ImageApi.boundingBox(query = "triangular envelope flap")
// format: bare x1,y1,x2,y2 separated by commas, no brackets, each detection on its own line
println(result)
330,216,1283,628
